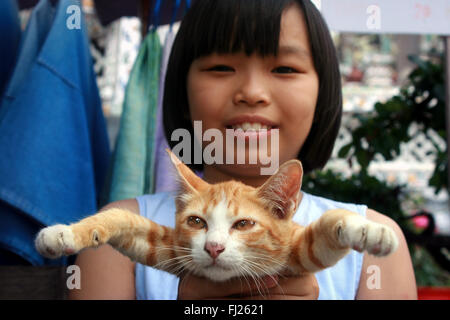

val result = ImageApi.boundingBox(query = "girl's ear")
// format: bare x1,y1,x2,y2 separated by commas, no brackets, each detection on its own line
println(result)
256,160,303,220
166,148,210,194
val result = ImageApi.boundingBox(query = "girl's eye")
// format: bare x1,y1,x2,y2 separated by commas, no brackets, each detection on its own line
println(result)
232,219,256,231
272,66,299,74
187,216,207,229
207,65,234,72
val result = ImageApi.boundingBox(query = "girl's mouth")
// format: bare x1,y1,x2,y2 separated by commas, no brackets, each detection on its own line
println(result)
224,115,279,142
225,114,278,130
226,122,274,131
225,124,278,142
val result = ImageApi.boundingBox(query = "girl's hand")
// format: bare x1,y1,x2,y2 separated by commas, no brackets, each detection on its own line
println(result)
177,273,319,300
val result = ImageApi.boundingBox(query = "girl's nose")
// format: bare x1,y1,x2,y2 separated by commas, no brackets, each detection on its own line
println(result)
233,74,270,107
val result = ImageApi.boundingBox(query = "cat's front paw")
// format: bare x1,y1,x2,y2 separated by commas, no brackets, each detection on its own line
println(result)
337,217,399,256
35,224,78,259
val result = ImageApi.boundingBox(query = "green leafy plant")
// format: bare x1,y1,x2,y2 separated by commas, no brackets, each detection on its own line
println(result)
338,54,447,192
303,53,449,287
303,169,407,228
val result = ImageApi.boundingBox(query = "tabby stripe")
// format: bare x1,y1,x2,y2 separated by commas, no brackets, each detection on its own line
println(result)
247,243,283,256
233,205,239,216
146,250,156,266
146,224,162,266
290,228,307,273
306,225,326,269
161,226,176,260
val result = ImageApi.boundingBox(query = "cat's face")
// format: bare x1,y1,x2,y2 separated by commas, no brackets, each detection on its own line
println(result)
167,150,303,282
175,184,293,281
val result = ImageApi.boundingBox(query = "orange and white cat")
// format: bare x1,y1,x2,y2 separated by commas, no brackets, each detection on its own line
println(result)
35,150,398,282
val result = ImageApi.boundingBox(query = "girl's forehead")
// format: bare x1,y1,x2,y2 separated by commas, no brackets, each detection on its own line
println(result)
279,4,312,51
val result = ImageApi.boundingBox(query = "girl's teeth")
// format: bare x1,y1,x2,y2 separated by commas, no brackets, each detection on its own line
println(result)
231,123,272,131
242,122,251,131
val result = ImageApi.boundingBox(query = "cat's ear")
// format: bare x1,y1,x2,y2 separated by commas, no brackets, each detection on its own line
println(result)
166,148,209,194
256,160,303,220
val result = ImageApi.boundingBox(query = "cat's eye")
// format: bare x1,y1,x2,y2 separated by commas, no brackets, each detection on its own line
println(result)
187,216,207,229
232,219,256,231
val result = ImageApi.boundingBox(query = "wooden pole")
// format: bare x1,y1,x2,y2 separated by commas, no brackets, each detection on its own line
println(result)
139,0,150,39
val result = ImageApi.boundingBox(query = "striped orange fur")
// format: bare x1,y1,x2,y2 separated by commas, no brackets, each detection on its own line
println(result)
35,149,399,283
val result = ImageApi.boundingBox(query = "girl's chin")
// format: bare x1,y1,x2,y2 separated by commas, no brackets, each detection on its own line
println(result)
207,163,278,186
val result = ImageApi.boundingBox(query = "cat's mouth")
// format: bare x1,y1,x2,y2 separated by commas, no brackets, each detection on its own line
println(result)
205,261,232,271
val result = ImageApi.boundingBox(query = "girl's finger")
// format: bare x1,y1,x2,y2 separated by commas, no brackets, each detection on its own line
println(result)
259,274,319,298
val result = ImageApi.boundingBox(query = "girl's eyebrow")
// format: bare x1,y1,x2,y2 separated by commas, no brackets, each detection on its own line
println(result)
278,45,311,58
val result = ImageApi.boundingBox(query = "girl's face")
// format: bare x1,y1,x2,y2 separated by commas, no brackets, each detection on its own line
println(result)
187,4,319,186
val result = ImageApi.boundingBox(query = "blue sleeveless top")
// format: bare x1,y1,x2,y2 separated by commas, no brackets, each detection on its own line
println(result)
135,191,367,300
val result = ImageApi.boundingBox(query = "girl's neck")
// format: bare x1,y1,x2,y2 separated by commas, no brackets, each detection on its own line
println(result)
202,164,306,208
202,165,270,188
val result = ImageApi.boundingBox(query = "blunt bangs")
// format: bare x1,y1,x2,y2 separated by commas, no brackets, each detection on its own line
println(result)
184,0,292,59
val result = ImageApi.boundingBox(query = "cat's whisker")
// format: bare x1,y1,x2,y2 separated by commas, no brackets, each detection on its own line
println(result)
153,245,192,253
171,260,195,278
233,265,255,298
178,266,199,297
237,263,258,296
244,252,289,281
153,253,191,267
240,262,269,298
160,257,188,273
170,258,195,277
153,253,194,274
241,257,286,298
245,252,287,269
243,256,277,276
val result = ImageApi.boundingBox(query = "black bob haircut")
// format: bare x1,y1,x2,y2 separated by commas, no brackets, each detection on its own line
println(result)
163,0,342,175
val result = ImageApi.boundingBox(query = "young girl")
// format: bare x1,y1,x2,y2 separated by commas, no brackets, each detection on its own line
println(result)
69,0,417,300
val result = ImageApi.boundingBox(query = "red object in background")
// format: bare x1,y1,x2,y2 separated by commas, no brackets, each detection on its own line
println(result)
412,215,430,229
346,65,364,82
418,287,450,300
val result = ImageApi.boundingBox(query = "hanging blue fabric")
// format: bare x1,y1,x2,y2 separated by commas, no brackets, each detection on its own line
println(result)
0,0,21,98
148,0,162,32
0,0,110,265
169,0,181,32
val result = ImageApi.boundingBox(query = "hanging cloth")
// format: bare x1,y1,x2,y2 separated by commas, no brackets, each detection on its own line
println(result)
108,29,162,202
0,0,111,265
154,27,177,193
0,0,21,97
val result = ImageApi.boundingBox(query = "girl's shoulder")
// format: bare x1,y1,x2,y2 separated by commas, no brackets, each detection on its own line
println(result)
294,192,368,225
135,191,177,225
101,198,140,214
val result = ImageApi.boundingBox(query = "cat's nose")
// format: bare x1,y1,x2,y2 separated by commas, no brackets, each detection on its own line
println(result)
204,242,225,259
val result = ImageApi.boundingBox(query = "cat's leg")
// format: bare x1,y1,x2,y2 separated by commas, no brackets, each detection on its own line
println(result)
290,209,398,274
35,208,177,270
